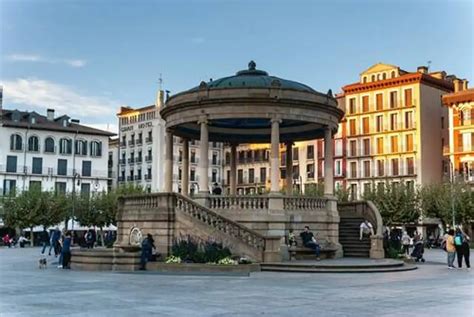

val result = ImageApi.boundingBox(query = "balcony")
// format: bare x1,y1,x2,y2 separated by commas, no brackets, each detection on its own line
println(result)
136,138,143,146
120,141,126,147
128,158,135,165
145,174,152,181
118,176,125,182
136,157,143,164
127,176,134,181
145,155,153,162
134,175,142,181
146,136,153,144
128,140,135,147
119,159,127,165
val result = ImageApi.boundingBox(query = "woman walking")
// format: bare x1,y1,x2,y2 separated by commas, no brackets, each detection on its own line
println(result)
445,229,456,269
455,227,471,269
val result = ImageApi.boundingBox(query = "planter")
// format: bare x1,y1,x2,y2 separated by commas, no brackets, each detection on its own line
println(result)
146,262,261,274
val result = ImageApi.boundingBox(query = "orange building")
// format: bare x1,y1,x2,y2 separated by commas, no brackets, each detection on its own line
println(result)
442,81,473,184
341,63,455,199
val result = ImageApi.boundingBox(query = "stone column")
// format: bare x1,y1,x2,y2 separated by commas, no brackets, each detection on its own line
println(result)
198,118,209,194
181,137,189,196
164,130,174,192
285,142,293,195
230,143,237,195
270,118,281,193
324,127,334,196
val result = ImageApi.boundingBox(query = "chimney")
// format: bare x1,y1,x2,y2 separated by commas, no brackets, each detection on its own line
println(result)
155,90,165,109
47,108,55,121
71,119,80,124
417,66,428,74
453,78,463,92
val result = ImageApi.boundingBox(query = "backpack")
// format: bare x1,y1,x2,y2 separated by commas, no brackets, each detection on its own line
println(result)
86,232,93,241
454,235,463,246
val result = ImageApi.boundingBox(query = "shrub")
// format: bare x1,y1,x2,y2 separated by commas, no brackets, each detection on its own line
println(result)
170,236,233,264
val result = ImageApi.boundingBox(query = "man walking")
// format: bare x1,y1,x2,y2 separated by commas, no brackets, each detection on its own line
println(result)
300,226,321,261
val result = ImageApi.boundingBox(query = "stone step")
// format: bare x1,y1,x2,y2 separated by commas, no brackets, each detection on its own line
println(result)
261,264,416,273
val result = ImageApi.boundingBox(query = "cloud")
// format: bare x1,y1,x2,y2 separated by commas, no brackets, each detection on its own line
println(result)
1,78,119,119
6,54,87,68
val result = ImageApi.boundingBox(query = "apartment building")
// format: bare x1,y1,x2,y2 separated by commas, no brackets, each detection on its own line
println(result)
442,80,473,184
0,108,113,196
341,63,455,199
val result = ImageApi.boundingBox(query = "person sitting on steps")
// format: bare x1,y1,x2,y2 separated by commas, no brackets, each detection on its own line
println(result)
360,220,374,240
300,226,321,261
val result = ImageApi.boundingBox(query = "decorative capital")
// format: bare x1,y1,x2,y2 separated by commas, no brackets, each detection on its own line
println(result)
198,115,208,125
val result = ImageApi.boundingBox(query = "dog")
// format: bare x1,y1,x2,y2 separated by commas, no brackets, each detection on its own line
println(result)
38,258,47,269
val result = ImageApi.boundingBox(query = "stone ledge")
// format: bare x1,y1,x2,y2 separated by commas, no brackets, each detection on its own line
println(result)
146,262,261,274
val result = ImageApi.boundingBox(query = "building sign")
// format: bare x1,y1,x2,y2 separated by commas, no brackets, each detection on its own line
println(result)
121,126,133,132
138,122,153,129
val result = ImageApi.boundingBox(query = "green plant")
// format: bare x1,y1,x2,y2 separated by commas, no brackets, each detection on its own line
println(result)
218,257,238,265
165,255,182,263
170,236,233,264
385,247,401,259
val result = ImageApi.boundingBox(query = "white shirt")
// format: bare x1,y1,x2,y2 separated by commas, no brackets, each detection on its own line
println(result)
360,222,373,230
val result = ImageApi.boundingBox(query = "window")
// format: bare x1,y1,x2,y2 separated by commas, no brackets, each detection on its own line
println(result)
362,117,370,134
3,179,17,196
335,160,342,176
404,89,413,106
82,161,92,177
377,137,384,154
81,183,91,196
362,96,369,112
390,91,397,108
28,136,39,152
350,162,357,178
406,134,414,151
57,159,68,176
55,182,67,194
6,156,17,173
406,157,414,175
212,169,217,183
363,161,371,177
364,183,371,195
375,115,383,132
350,184,357,200
307,145,314,159
10,134,23,151
292,165,299,179
391,159,399,176
376,94,383,110
237,169,243,184
226,170,230,185
75,140,88,155
363,139,370,156
405,111,413,129
249,168,255,183
362,76,367,83
349,98,356,114
350,140,357,156
377,160,384,176
260,168,266,183
32,157,43,174
391,136,399,153
371,75,375,82
293,148,299,161
335,139,343,156
349,119,356,135
382,73,386,80
29,181,41,191
390,113,398,130
59,138,72,154
44,137,55,153
90,141,102,157
307,164,315,178
191,150,196,163
280,168,286,179
212,152,218,165
391,71,396,78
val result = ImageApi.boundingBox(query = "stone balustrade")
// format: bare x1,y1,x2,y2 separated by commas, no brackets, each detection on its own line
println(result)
209,195,269,211
176,194,266,250
283,196,328,211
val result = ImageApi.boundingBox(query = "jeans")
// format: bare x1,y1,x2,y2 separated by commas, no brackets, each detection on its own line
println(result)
41,242,49,254
140,250,150,269
304,241,321,257
62,251,71,268
447,252,456,267
402,245,410,255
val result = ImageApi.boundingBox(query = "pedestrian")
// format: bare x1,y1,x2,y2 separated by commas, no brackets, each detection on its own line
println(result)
85,230,94,249
61,231,72,269
455,227,471,269
299,226,321,260
40,229,50,254
49,227,61,256
3,233,11,248
359,220,374,240
445,229,456,269
139,234,154,270
401,231,411,256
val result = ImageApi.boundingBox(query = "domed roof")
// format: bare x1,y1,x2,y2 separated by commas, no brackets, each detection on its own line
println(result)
189,61,317,93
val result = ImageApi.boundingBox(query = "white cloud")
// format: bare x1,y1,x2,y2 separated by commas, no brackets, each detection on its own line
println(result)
1,78,119,120
6,54,87,68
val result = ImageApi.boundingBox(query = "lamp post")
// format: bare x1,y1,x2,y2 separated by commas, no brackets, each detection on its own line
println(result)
71,172,81,244
449,160,455,228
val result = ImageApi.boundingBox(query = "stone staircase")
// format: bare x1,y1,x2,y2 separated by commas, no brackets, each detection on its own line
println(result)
339,216,371,258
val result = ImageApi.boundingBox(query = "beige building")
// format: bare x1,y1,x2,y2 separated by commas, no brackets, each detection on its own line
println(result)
341,63,456,199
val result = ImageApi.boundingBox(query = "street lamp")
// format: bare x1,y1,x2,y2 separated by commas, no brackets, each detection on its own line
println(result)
71,172,81,243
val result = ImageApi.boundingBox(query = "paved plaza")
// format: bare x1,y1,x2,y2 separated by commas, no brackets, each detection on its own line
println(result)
0,247,472,317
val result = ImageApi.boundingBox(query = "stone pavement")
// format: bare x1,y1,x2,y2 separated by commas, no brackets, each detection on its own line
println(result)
0,247,472,317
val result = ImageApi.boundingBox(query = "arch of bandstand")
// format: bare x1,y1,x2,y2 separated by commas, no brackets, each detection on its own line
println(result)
107,62,385,266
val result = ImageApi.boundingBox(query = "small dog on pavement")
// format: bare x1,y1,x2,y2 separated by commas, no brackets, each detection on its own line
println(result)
38,258,47,269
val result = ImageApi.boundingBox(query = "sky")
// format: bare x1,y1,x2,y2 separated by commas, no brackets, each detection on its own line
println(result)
1,0,473,133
